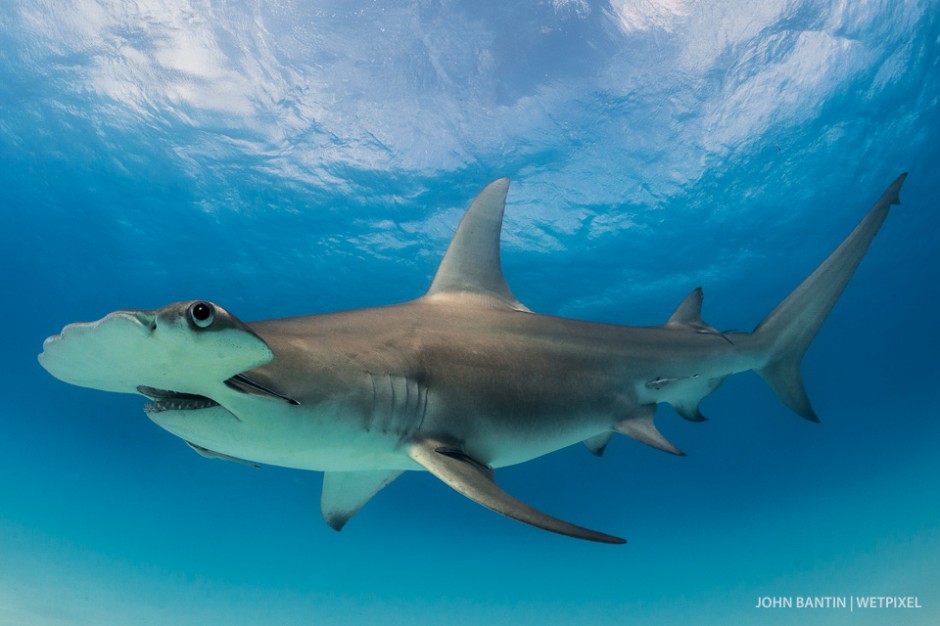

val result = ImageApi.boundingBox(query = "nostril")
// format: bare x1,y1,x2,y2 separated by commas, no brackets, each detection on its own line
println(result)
132,311,157,332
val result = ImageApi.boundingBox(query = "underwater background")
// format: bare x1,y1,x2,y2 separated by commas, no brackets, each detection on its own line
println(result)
1,1,938,624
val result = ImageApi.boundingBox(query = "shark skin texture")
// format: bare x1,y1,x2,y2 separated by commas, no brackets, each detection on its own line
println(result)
39,174,908,544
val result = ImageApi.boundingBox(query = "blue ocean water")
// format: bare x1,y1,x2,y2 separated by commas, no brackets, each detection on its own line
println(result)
1,1,939,624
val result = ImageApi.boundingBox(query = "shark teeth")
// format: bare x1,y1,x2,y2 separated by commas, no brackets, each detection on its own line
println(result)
145,397,218,413
137,385,218,413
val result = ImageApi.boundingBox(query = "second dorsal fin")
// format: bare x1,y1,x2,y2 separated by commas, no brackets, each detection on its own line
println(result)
666,287,705,326
664,287,729,342
424,179,529,311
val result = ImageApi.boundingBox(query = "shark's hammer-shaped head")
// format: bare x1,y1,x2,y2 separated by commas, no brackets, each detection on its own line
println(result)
38,301,277,415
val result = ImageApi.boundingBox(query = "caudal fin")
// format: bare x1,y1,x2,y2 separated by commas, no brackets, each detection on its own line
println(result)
752,174,907,421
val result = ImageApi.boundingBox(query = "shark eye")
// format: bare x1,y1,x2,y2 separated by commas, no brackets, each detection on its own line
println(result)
190,302,215,329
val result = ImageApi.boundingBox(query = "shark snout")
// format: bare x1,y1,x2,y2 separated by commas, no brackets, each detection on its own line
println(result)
39,301,278,398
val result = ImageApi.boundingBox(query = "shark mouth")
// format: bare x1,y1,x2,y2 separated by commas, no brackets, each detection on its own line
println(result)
138,386,219,414
137,374,299,414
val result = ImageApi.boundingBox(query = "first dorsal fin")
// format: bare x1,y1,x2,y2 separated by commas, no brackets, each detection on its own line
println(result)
424,179,529,311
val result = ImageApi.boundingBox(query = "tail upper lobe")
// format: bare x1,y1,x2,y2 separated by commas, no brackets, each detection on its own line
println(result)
752,174,907,421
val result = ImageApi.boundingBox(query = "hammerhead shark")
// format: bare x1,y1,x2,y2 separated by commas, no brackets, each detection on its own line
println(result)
38,174,907,543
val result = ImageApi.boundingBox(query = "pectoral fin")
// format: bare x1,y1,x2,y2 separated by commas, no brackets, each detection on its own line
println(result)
224,373,300,405
321,470,403,531
408,439,625,544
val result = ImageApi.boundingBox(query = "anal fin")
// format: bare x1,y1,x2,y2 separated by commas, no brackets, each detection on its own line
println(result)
409,439,625,544
321,470,403,531
673,402,708,422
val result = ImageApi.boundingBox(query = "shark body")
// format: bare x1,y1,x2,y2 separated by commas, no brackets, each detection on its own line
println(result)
39,174,907,543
